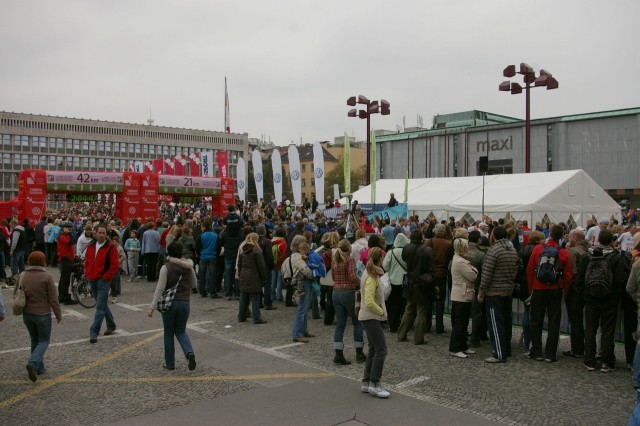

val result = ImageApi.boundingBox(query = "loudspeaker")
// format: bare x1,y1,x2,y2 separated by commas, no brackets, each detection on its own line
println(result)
478,156,488,174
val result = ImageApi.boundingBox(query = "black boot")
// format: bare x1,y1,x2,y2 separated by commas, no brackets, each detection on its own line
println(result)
333,349,351,365
356,348,366,363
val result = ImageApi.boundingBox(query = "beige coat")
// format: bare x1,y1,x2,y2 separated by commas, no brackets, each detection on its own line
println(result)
450,254,478,303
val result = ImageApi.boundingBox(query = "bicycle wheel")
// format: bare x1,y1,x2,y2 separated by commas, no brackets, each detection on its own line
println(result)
72,275,96,308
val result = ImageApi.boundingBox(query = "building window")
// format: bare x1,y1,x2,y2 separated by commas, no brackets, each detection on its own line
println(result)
89,140,96,153
66,139,73,151
98,158,105,170
114,159,120,170
105,158,112,170
169,146,176,156
89,158,96,169
2,134,11,150
163,146,169,156
49,156,56,168
302,164,306,173
302,178,306,187
105,141,112,153
98,141,105,154
143,144,149,156
135,143,141,155
20,135,29,148
149,145,155,156
2,153,10,166
82,157,89,169
56,138,64,150
72,157,80,169
82,140,89,152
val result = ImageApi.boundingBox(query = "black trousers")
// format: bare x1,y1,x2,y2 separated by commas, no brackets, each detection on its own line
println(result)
425,276,447,333
584,301,618,366
565,289,585,355
470,294,488,343
58,258,73,302
529,288,563,360
145,253,159,281
385,284,406,332
449,301,471,352
485,295,512,360
323,286,335,325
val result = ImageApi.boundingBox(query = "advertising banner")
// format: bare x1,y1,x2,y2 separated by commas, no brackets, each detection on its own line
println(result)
313,141,325,209
216,151,229,178
158,175,221,195
189,153,201,177
271,148,283,203
140,173,159,221
46,171,124,193
251,149,264,202
201,151,214,177
236,157,246,202
288,145,302,205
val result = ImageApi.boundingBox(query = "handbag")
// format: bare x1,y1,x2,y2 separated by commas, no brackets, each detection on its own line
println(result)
156,274,182,313
12,274,26,316
380,273,392,301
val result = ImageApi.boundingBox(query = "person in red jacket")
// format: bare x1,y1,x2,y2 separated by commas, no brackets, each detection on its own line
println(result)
57,221,77,305
85,224,120,344
525,224,572,362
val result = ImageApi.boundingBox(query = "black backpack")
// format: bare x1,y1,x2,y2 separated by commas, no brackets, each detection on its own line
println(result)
584,252,614,298
535,245,562,284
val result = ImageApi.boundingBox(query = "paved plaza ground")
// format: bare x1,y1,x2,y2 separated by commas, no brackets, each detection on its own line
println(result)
0,267,636,425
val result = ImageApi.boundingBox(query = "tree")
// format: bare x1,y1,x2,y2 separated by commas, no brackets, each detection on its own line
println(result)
324,157,366,201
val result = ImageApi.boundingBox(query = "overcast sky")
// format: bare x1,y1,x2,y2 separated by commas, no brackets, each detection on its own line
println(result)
1,1,638,146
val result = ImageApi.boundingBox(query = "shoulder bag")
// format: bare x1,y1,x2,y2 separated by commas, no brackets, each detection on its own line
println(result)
156,274,182,313
13,274,26,315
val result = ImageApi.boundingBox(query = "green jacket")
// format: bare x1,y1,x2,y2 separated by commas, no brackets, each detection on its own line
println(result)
382,233,409,285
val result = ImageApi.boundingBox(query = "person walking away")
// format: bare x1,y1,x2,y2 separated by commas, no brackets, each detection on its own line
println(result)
196,219,218,298
147,242,197,371
517,230,545,354
424,224,453,334
397,230,434,345
478,226,518,363
9,219,28,277
85,224,120,343
221,204,244,300
448,238,478,358
57,221,77,305
111,236,126,303
358,247,390,398
382,232,409,333
47,219,61,268
237,233,268,324
34,216,47,254
271,226,288,303
331,239,365,365
578,230,626,372
256,225,275,310
124,230,141,282
525,225,572,362
15,251,62,382
141,221,161,282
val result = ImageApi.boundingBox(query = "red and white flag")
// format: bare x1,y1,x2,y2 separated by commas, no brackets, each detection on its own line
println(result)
174,154,186,175
144,161,154,173
225,77,230,133
189,153,201,177
216,151,229,178
153,158,164,174
164,157,175,175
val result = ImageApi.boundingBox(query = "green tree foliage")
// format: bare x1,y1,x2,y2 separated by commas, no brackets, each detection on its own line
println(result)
324,157,367,200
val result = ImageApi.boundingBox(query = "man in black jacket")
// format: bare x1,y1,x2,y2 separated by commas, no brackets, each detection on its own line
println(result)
397,230,435,345
221,204,243,300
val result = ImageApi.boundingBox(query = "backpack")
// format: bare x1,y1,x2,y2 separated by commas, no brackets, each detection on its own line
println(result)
271,239,285,267
584,253,614,298
535,246,562,284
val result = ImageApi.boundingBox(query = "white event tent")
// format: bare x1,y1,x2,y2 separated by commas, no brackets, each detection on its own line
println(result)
348,170,620,227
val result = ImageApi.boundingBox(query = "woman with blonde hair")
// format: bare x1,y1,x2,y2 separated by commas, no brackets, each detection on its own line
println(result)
319,232,339,324
237,233,268,324
331,239,365,365
358,247,390,398
16,251,62,381
448,238,478,358
288,235,314,342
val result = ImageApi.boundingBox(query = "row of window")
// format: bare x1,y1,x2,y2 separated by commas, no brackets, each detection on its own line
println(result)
0,118,243,145
1,134,242,159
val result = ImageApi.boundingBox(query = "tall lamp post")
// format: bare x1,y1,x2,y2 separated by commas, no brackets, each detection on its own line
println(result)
499,63,558,173
347,95,390,186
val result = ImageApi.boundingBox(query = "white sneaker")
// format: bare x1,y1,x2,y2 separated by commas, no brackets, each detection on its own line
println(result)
450,351,468,358
360,381,370,393
112,297,117,304
368,384,390,398
463,349,477,355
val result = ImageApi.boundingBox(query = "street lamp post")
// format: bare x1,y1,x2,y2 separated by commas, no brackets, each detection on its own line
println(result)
347,95,390,186
499,63,558,173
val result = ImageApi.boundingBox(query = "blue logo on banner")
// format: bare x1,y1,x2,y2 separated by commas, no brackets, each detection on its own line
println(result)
315,168,323,178
274,173,282,183
202,156,209,175
238,180,245,189
291,170,300,180
255,172,263,182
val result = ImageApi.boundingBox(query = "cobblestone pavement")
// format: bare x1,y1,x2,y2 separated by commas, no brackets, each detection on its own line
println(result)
0,268,635,425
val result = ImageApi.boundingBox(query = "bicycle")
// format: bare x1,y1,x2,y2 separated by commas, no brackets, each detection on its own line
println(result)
71,257,95,308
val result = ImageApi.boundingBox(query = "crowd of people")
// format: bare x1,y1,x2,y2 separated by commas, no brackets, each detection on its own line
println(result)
2,194,640,397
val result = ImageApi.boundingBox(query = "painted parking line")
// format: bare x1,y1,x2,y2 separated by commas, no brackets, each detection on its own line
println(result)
0,321,214,355
62,309,89,320
117,303,143,311
0,331,163,409
396,376,430,389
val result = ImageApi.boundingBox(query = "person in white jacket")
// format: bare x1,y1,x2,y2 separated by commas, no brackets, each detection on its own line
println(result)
448,238,479,358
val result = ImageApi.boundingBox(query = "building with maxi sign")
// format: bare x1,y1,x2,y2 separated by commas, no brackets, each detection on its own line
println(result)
0,111,249,202
17,170,234,223
375,107,640,208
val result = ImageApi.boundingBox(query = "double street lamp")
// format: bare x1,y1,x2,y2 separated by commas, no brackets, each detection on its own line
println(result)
499,63,558,173
347,95,390,186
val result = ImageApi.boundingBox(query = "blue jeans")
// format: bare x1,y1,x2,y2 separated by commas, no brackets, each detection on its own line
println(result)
239,292,262,323
291,279,312,338
361,319,387,385
199,258,216,296
332,290,363,350
224,255,238,297
271,269,284,301
23,312,52,374
310,282,320,318
89,278,116,337
11,250,25,276
161,300,194,369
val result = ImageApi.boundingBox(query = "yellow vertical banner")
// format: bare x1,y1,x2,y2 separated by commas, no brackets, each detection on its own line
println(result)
343,132,351,194
371,130,376,205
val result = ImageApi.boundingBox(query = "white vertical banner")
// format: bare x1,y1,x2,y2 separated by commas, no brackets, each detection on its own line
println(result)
312,141,325,209
236,156,246,202
201,151,214,177
251,149,264,202
134,161,144,173
333,184,340,202
271,148,283,203
288,144,302,205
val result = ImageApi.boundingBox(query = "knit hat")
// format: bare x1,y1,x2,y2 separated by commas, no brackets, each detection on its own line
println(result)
256,225,266,235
